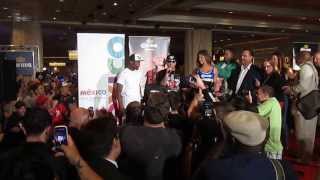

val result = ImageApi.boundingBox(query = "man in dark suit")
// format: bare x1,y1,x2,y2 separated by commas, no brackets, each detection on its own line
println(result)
81,115,129,180
229,49,262,103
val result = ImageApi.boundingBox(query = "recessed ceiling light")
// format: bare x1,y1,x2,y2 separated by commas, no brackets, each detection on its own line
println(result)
53,17,57,20
267,14,272,17
281,29,285,32
59,0,64,2
301,17,307,20
55,9,61,13
318,18,320,22
7,15,12,18
102,12,107,16
227,38,231,41
228,11,233,14
15,12,20,16
305,29,309,32
220,39,224,42
113,2,118,6
3,7,8,10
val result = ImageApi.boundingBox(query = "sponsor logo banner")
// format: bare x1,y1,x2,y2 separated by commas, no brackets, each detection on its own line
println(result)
77,33,125,109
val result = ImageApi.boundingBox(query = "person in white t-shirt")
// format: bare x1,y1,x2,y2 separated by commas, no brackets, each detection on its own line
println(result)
116,54,144,116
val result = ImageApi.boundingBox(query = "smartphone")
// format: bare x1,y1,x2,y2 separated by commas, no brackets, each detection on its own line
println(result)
54,125,68,146
88,106,94,118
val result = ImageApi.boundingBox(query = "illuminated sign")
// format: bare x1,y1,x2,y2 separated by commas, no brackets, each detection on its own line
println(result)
49,62,66,67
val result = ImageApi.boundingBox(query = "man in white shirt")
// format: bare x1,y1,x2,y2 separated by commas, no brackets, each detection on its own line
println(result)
283,46,319,162
116,54,144,115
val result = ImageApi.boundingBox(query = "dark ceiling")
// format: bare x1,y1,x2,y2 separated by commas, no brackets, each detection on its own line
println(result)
0,0,319,33
0,0,319,57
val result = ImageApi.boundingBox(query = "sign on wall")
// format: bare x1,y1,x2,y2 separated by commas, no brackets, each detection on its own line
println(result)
77,33,125,109
0,51,35,76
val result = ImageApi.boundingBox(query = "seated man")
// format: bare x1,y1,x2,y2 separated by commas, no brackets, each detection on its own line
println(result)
120,92,182,180
194,111,297,180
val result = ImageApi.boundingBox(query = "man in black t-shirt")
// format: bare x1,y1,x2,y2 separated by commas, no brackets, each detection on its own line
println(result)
120,93,182,180
158,55,181,92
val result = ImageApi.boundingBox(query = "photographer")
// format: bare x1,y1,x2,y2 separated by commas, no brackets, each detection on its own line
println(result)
187,75,224,170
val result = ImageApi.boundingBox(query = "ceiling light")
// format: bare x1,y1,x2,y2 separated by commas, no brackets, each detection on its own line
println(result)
227,38,231,41
7,15,12,18
281,29,285,32
220,39,224,42
301,17,307,20
3,7,8,10
229,26,233,29
318,18,320,22
113,2,118,6
15,12,20,16
53,17,57,20
267,14,272,17
305,29,309,32
228,11,233,14
56,9,61,13
59,0,64,2
102,12,107,16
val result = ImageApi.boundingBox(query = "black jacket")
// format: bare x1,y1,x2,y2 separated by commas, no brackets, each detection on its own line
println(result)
262,72,285,102
229,64,262,102
87,157,130,180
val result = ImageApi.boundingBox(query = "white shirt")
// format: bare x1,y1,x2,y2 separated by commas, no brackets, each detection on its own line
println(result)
105,158,118,168
117,68,143,108
235,63,252,94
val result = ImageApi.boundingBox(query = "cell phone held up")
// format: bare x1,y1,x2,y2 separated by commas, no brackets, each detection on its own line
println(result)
54,125,68,146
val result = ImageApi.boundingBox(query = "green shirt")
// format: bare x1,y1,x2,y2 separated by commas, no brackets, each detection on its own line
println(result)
258,97,283,154
216,61,237,80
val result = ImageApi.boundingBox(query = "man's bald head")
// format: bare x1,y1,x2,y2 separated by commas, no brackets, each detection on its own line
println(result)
314,51,320,67
69,107,90,130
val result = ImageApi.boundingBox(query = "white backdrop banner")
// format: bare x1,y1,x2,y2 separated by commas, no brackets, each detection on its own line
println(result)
77,33,125,109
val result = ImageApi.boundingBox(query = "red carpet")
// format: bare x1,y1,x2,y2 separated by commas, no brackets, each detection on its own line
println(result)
284,130,320,180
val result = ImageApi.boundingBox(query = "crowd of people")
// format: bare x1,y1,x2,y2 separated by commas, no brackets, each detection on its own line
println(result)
0,45,319,180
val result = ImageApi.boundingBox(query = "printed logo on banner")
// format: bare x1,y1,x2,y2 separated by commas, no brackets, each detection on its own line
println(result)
107,36,124,75
140,38,158,51
78,33,125,110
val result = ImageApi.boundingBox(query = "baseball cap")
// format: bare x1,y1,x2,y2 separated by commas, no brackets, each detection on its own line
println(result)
166,55,176,62
129,54,144,61
223,111,268,146
300,44,311,52
62,81,71,87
